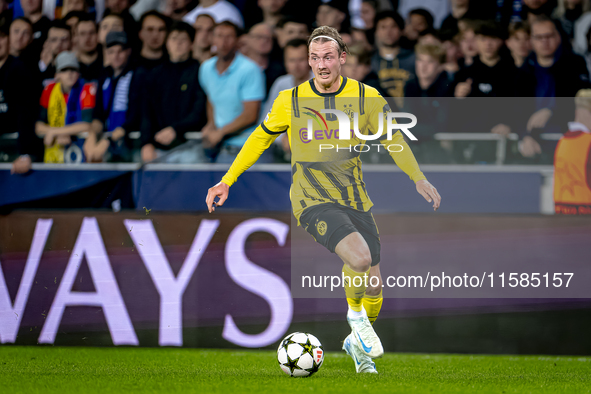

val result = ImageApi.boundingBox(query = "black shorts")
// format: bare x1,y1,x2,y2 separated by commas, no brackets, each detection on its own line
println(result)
299,203,381,266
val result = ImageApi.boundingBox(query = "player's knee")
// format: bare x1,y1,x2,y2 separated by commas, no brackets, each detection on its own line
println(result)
350,252,372,273
365,282,381,296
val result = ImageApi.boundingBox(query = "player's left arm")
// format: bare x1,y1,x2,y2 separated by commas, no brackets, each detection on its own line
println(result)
367,88,442,211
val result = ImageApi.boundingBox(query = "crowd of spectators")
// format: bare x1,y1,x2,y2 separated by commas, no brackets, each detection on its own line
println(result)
2,0,591,172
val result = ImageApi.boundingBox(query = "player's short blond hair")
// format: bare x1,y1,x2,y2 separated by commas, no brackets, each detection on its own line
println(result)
415,43,446,64
308,26,350,55
575,89,591,111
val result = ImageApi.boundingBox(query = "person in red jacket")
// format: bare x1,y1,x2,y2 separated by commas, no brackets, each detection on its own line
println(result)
554,89,591,215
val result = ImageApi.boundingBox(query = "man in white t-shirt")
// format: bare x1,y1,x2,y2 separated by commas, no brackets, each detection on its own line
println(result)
183,0,244,28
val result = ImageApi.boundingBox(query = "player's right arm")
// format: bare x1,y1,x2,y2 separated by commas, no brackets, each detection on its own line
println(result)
206,90,290,213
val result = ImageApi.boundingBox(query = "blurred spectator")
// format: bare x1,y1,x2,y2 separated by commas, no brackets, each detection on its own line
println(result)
141,21,206,163
244,0,287,29
350,27,373,51
360,0,378,29
0,17,41,174
243,23,285,98
522,0,558,23
403,43,452,163
63,10,87,51
553,0,590,39
398,0,451,29
76,15,102,81
261,38,310,119
260,38,310,155
137,11,169,70
98,12,124,66
198,21,265,163
61,0,87,16
36,51,96,163
454,21,517,98
316,0,350,34
164,0,195,20
22,0,51,57
441,29,462,76
553,89,591,215
192,13,214,63
403,8,434,46
104,1,139,51
418,27,441,46
9,17,33,57
276,15,309,48
507,21,532,67
458,19,478,67
87,31,140,162
519,16,590,158
343,43,385,94
406,43,451,97
441,0,490,34
183,0,244,28
372,11,414,102
451,20,518,163
63,10,87,31
40,21,72,83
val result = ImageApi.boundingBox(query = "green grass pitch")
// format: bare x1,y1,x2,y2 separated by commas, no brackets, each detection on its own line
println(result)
1,346,590,393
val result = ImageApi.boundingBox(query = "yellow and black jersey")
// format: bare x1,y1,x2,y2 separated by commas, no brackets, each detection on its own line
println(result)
221,76,426,223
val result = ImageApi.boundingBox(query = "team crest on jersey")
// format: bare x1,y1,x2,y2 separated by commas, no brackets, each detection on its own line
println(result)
316,220,327,236
343,103,355,121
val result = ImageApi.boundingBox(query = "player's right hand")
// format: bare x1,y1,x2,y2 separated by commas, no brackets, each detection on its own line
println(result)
206,182,230,213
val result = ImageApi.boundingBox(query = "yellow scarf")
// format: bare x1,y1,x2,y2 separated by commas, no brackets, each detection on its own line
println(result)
44,82,67,163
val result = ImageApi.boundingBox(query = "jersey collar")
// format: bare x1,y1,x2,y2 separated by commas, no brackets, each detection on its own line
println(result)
308,76,348,97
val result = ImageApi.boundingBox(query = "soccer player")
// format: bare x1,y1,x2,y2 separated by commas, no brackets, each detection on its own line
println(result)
205,26,441,374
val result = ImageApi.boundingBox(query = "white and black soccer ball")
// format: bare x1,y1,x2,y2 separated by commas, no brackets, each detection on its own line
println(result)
277,332,324,377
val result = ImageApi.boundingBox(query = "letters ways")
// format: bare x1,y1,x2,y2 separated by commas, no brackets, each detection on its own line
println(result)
0,217,292,347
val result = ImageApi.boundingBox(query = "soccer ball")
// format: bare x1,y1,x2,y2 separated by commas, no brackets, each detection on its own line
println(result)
277,332,324,377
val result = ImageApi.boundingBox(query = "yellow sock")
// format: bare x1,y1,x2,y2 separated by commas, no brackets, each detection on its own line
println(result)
342,264,370,312
363,289,383,324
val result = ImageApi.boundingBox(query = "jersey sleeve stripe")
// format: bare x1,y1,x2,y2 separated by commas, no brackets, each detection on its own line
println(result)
358,82,365,115
261,123,287,135
292,87,300,118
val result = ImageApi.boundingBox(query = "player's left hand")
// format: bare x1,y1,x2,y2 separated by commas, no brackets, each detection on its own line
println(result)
416,180,441,211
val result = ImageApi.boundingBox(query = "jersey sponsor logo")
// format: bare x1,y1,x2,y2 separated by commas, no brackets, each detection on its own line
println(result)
301,109,418,142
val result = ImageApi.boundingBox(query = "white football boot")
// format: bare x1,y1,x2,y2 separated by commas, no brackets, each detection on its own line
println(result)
347,307,384,358
342,333,378,374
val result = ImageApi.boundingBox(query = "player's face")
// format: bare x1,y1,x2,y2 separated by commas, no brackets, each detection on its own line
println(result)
308,41,345,88
285,45,309,80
